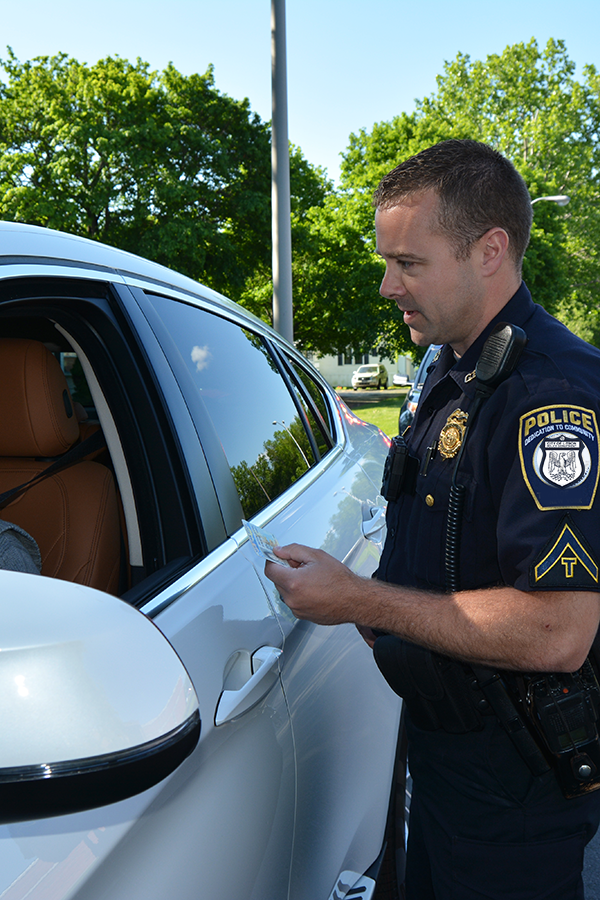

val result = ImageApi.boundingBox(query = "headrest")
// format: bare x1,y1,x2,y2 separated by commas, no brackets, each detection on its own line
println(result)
0,339,80,457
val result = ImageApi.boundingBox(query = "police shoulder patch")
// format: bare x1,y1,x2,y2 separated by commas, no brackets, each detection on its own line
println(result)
530,515,599,589
519,404,600,510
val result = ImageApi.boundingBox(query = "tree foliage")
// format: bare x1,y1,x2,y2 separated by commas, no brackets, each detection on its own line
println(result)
239,192,395,357
0,49,277,297
231,418,313,520
330,39,600,347
0,49,337,347
1,42,598,355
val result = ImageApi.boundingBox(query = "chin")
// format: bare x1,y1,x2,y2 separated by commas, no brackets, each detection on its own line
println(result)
409,329,431,347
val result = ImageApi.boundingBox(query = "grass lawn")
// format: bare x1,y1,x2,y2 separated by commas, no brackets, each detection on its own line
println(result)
344,391,408,438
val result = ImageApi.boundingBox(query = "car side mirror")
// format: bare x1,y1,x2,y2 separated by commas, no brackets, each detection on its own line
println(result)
0,571,200,823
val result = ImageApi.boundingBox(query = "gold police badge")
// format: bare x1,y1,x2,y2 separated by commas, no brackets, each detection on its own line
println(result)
439,409,469,459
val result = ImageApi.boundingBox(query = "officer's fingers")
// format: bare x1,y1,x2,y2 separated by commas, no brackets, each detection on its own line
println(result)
272,543,321,567
264,559,311,611
271,545,302,568
264,558,291,585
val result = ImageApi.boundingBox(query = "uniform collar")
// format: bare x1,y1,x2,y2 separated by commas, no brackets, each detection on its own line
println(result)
438,282,535,397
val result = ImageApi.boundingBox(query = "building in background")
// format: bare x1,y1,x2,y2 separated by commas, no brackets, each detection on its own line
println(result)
305,351,416,389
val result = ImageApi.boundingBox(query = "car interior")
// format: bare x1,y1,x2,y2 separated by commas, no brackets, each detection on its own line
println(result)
0,280,339,611
0,335,122,593
0,292,203,605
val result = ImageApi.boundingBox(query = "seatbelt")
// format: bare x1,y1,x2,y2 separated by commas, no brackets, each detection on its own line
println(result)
0,429,106,511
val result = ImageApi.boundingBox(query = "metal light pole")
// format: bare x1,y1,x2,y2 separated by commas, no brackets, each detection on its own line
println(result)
531,195,570,207
271,0,294,344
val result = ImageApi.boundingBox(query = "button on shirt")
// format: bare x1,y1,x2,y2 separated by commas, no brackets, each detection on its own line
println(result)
378,283,600,596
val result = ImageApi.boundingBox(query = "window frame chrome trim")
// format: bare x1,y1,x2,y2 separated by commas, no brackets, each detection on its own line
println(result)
142,443,344,618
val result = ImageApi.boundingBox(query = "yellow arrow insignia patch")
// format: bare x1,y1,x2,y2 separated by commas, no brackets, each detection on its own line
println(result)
530,516,599,588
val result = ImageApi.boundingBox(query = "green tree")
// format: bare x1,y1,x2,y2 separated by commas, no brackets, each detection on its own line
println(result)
0,49,275,298
231,418,314,519
330,39,600,346
240,191,401,357
0,49,337,343
3,42,595,357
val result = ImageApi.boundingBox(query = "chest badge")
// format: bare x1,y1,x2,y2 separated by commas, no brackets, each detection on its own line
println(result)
439,409,469,460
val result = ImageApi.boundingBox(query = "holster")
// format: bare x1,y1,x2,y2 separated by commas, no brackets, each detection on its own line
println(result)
373,635,487,733
374,633,600,797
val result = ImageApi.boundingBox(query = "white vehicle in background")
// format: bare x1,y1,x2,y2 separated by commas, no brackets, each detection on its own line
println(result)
0,222,403,900
351,363,389,391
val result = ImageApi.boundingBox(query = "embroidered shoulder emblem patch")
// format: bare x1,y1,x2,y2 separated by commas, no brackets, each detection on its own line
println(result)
530,515,599,588
519,405,599,510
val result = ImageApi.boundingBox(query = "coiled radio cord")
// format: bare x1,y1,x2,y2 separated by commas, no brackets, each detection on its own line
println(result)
444,323,527,594
444,397,480,593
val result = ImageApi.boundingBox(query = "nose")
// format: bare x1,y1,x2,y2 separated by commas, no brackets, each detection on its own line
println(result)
379,264,406,300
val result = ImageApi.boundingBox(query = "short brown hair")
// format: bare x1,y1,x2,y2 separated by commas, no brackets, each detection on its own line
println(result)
373,140,532,271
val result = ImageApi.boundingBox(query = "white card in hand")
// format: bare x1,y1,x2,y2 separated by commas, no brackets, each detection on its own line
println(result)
242,520,291,566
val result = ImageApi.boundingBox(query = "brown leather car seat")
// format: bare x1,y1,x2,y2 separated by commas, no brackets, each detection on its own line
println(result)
0,338,121,593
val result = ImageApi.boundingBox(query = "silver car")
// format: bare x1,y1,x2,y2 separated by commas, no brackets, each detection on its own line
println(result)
351,364,389,391
0,222,403,900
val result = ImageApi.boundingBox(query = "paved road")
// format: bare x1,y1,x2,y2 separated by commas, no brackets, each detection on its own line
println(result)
338,387,408,403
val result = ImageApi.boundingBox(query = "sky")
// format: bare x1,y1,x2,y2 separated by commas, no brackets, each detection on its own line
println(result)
1,0,598,184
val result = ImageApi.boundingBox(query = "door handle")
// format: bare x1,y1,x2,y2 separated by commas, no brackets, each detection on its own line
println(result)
362,506,386,540
215,646,282,726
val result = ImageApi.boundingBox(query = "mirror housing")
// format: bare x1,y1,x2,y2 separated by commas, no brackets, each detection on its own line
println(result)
0,571,200,822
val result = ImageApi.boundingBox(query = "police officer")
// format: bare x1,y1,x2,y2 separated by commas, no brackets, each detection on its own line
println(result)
265,139,600,899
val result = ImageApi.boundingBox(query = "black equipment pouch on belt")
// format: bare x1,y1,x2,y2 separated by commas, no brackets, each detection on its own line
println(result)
515,659,600,798
374,637,600,796
381,434,418,501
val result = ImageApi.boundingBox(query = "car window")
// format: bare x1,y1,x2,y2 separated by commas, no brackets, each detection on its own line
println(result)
147,295,320,520
283,356,334,459
60,351,94,410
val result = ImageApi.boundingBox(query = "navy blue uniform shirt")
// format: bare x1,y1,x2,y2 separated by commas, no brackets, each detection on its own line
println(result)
378,282,600,597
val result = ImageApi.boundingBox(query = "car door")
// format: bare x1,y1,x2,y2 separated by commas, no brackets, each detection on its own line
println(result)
244,351,402,900
132,287,402,899
0,279,296,900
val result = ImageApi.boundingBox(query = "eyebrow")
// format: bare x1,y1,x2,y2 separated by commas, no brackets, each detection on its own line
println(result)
375,250,426,262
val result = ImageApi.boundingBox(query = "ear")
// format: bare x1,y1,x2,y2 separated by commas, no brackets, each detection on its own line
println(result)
478,227,510,277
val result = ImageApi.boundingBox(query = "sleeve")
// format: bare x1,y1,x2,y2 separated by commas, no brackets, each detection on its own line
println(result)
492,387,600,593
0,521,42,575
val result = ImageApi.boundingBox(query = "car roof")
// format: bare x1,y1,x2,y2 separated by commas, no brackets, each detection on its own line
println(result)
0,220,270,333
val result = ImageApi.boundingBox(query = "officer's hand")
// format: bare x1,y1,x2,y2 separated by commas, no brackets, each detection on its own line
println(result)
264,544,361,625
356,624,378,649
